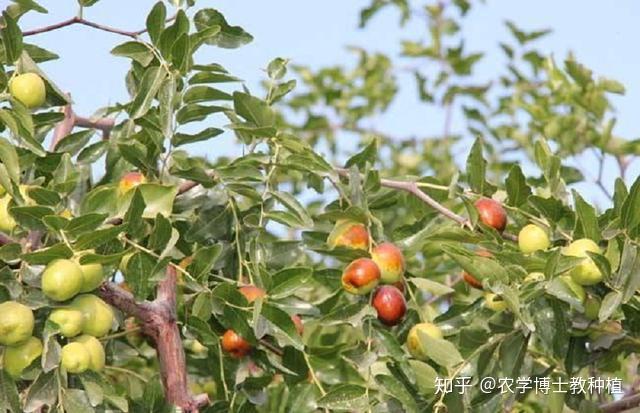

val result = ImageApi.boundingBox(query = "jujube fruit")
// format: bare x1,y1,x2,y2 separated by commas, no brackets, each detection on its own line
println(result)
3,336,43,377
327,220,370,251
74,250,105,293
9,73,46,109
239,285,266,303
406,322,443,360
118,172,146,194
291,314,304,336
371,242,405,284
562,238,603,286
41,259,84,302
0,195,17,233
372,285,406,326
60,342,91,373
341,258,381,295
48,307,84,338
475,198,507,232
524,272,545,283
0,301,35,346
74,335,106,371
221,329,251,358
71,294,115,337
484,293,507,312
518,224,550,253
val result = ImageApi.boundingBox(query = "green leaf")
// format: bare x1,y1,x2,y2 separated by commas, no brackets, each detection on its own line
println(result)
176,104,226,124
146,2,167,45
572,191,600,242
260,303,303,350
171,34,190,73
271,191,313,228
317,384,369,411
129,66,167,119
408,360,438,395
233,92,274,127
21,243,73,264
111,41,154,66
172,127,223,146
621,176,640,231
1,12,23,63
269,267,312,299
24,371,57,412
416,329,463,367
189,71,241,84
466,138,487,194
0,371,21,413
375,374,419,413
410,278,454,296
62,389,93,413
0,137,20,184
55,130,94,155
75,225,126,250
189,244,222,280
139,184,177,218
267,57,288,80
194,9,253,49
505,165,531,207
345,138,377,169
184,86,232,103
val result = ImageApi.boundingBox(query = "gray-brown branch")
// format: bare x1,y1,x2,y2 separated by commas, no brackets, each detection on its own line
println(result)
22,15,176,38
600,392,640,413
98,267,209,412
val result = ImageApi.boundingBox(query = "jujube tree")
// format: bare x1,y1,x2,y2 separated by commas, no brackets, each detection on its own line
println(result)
0,1,639,412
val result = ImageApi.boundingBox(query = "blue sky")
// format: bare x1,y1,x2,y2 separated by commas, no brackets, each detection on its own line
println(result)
17,0,640,204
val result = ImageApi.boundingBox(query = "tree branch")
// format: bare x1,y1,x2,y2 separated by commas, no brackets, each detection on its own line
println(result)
23,15,176,38
600,392,640,413
334,168,518,242
98,267,209,413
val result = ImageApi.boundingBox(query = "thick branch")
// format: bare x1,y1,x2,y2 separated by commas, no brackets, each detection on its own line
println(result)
23,15,175,38
51,103,75,151
51,104,117,150
98,267,209,412
600,393,640,413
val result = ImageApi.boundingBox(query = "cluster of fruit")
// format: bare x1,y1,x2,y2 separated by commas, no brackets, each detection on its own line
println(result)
330,220,408,325
467,198,604,315
0,255,112,377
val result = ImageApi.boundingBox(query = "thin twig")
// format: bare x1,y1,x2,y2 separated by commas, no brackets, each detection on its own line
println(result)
23,15,176,38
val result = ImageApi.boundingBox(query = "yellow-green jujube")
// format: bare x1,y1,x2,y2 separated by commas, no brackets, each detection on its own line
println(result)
562,238,603,286
0,301,35,346
518,224,550,253
48,308,84,338
524,272,545,283
41,259,84,301
74,335,105,371
3,336,43,377
60,342,90,373
9,73,46,109
74,251,105,293
0,195,17,233
485,293,508,311
406,322,443,360
71,294,114,337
